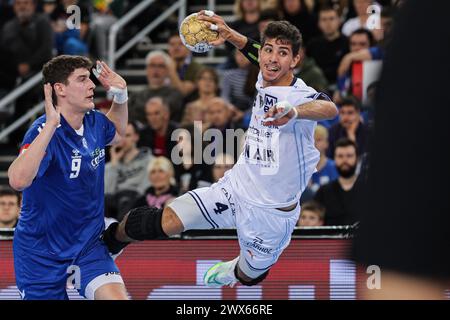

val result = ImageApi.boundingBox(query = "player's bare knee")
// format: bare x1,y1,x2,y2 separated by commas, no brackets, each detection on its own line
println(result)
161,206,185,236
94,283,128,300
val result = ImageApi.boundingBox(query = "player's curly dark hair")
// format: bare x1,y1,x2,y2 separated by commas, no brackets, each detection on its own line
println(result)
261,20,303,56
42,55,92,85
42,55,92,104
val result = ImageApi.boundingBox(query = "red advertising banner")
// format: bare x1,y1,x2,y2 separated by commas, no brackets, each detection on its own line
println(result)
0,239,366,300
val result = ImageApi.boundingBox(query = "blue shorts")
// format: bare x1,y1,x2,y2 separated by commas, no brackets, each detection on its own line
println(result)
13,239,123,300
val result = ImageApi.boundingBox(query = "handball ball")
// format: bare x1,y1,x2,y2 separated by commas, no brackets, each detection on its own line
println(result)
179,13,219,53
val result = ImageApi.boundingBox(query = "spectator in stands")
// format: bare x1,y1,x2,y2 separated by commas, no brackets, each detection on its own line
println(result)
138,97,179,158
297,200,325,227
212,153,235,183
337,28,382,78
0,45,15,100
206,97,235,132
182,67,220,126
341,0,373,37
310,125,338,193
314,138,364,225
257,8,280,34
232,0,261,42
173,124,213,194
300,124,337,203
128,50,184,124
294,47,328,93
222,0,261,69
0,0,15,98
89,0,120,60
1,0,53,75
1,0,53,145
105,122,153,220
278,0,320,44
221,49,257,113
48,0,90,55
327,97,367,158
306,5,349,85
0,0,14,30
133,156,178,209
167,33,203,98
0,188,21,228
42,0,57,15
206,97,244,161
335,28,376,102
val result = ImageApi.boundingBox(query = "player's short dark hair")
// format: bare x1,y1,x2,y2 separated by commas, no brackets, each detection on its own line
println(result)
42,55,92,85
301,200,325,220
340,96,361,111
0,188,21,203
261,20,302,56
350,28,375,47
335,137,358,153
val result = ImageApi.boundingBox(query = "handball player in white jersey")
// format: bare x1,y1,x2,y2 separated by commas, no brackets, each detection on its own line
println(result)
102,11,338,287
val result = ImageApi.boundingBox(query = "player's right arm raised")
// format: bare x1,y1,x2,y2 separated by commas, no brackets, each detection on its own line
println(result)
8,84,60,191
197,10,247,48
197,11,260,67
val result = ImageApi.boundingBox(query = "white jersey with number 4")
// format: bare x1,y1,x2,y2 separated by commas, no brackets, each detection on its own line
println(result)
227,72,320,208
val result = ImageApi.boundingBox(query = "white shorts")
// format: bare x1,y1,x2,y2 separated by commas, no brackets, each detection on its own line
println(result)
168,175,300,278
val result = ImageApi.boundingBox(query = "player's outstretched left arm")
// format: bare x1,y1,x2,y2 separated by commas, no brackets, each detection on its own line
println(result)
263,99,338,127
94,61,128,144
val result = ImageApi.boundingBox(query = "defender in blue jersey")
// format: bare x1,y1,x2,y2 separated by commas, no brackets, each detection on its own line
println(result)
8,56,129,300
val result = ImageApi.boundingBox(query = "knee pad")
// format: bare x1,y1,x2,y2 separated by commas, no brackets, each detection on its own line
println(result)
234,266,270,286
124,206,168,241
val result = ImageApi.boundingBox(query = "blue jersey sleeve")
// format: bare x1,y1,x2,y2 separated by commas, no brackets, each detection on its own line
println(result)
95,111,116,145
369,46,384,60
20,121,53,178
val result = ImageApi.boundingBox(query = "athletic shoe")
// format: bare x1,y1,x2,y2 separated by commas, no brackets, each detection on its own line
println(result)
204,257,239,288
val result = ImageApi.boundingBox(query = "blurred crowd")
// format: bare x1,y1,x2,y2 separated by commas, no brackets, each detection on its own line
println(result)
0,0,402,228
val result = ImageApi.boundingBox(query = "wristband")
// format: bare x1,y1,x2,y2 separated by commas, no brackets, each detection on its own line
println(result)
109,86,128,104
93,62,128,104
262,100,296,122
240,38,260,67
292,106,299,119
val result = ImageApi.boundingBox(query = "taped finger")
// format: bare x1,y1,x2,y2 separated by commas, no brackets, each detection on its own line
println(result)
92,62,102,78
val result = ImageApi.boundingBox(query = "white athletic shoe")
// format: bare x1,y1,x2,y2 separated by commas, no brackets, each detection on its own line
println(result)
204,257,239,288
